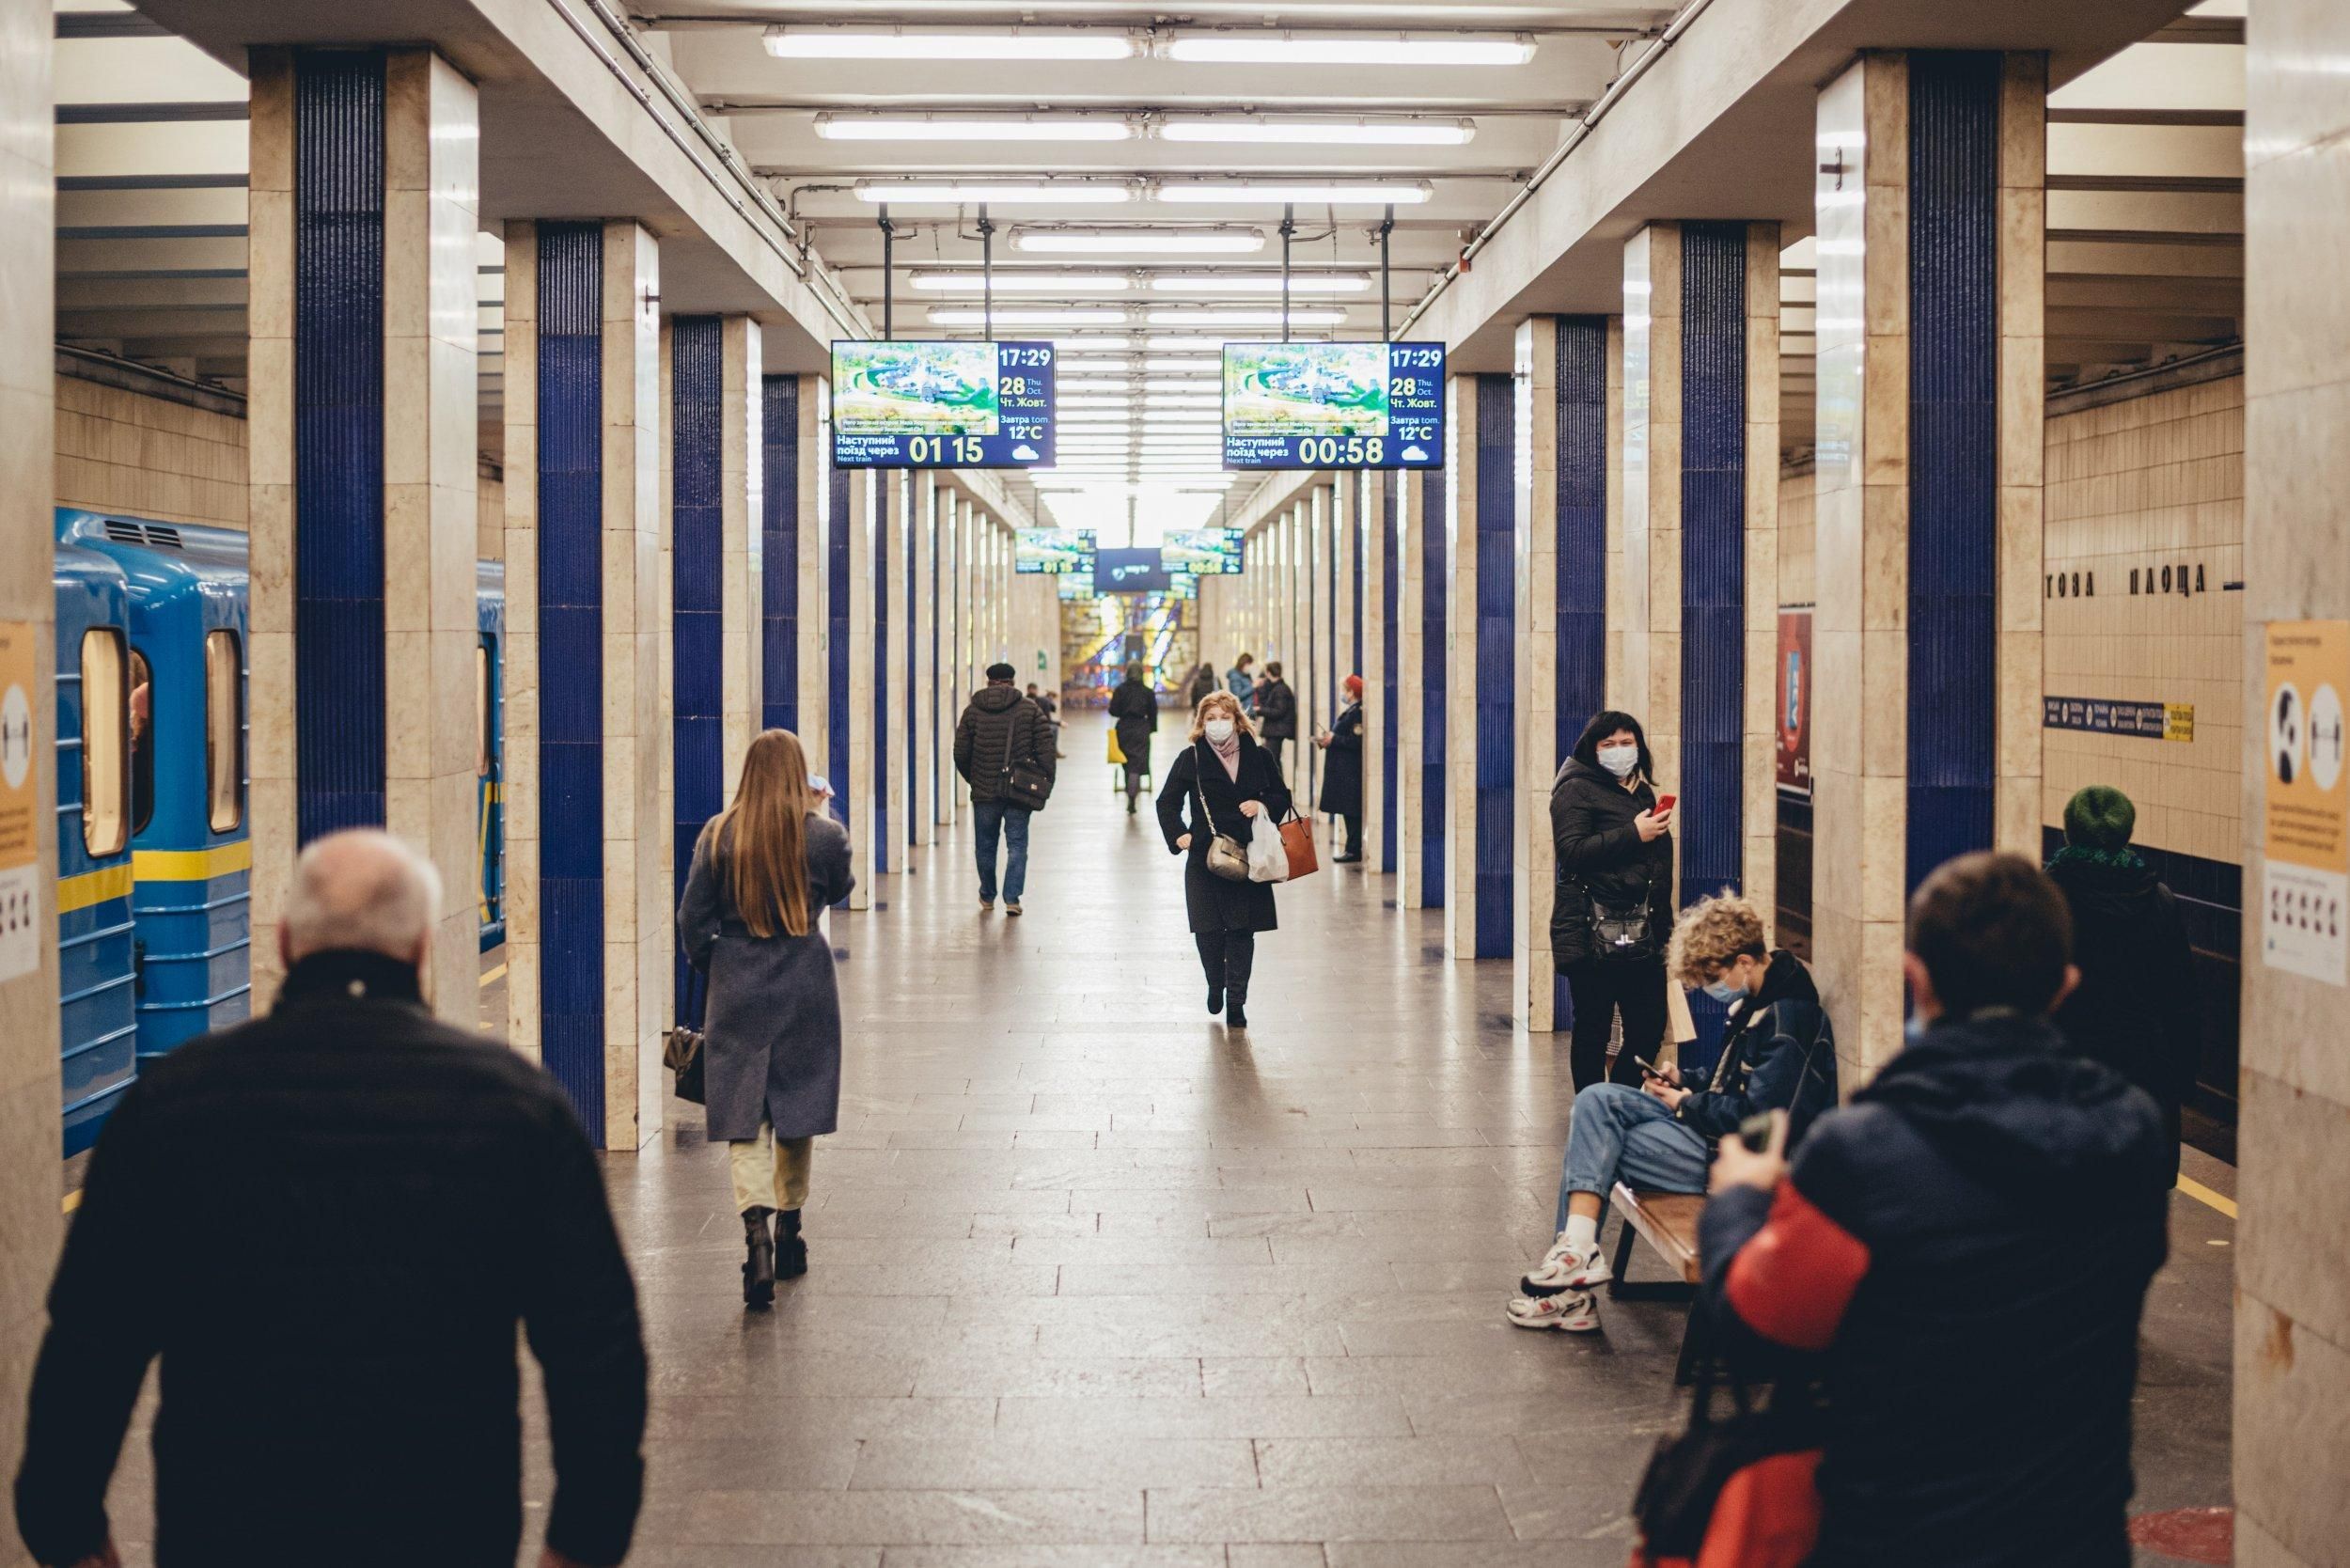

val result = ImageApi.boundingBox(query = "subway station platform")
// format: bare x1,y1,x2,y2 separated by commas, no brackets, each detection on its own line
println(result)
482,716,2227,1566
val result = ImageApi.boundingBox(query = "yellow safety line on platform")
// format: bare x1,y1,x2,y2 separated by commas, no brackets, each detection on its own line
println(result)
2176,1175,2236,1220
62,1189,80,1215
479,962,507,988
133,839,253,881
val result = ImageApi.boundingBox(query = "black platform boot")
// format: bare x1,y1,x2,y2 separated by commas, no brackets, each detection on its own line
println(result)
1226,992,1249,1029
775,1208,808,1279
741,1206,776,1309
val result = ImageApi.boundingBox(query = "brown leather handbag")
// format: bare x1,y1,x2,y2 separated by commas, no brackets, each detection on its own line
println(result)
1277,808,1319,881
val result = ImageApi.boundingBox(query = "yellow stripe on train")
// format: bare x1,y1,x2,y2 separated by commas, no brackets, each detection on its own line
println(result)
132,840,253,883
56,863,134,914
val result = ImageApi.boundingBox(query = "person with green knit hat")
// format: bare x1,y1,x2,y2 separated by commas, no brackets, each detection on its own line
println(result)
2045,783,2201,1183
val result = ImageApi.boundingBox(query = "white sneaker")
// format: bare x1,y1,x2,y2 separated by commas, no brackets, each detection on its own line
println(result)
1520,1233,1612,1296
1507,1289,1599,1332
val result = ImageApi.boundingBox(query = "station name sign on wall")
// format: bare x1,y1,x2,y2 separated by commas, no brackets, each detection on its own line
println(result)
2043,697,2195,744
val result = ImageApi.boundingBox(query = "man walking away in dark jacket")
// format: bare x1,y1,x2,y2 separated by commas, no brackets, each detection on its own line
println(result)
1255,661,1297,779
1700,851,2170,1568
16,830,647,1568
955,662,1054,915
2046,784,2201,1184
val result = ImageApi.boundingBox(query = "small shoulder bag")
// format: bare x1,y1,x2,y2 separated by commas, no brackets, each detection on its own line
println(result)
1588,872,1659,963
998,703,1054,810
1195,749,1252,882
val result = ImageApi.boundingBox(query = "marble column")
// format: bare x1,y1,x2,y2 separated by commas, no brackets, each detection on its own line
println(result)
247,49,479,1021
1364,471,1394,873
667,315,761,1023
0,0,57,1525
1811,52,2045,1082
829,467,875,907
1303,482,1331,808
2236,4,2350,1557
872,474,901,876
932,483,957,825
1445,375,1515,961
500,217,666,1149
1513,316,1620,1029
759,374,828,768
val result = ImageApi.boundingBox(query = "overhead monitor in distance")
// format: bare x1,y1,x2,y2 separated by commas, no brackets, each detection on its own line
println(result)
1162,527,1244,576
1015,527,1095,574
1222,341,1445,471
831,339,1056,468
1094,547,1170,595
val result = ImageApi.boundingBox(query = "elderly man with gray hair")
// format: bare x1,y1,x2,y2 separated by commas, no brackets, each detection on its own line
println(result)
15,830,648,1568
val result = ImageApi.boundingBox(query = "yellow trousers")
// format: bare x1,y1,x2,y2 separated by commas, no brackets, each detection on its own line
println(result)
728,1122,813,1213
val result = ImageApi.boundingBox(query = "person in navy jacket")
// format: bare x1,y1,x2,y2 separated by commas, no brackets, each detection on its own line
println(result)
1700,852,2170,1568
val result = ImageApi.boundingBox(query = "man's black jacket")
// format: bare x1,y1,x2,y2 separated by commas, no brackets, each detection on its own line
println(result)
14,950,648,1568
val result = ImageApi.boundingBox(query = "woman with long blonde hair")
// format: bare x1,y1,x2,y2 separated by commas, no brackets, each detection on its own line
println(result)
678,728,855,1306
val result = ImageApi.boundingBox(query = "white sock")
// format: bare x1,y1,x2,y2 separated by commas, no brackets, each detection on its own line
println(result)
1562,1215,1599,1256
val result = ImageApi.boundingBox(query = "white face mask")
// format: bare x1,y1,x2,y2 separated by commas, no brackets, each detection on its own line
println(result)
1203,718,1236,745
1597,743,1639,778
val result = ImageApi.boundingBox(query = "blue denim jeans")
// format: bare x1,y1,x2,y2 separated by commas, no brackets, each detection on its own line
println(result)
1555,1082,1712,1231
973,800,1031,903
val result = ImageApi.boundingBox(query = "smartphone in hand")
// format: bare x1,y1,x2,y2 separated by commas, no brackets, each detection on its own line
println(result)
1653,793,1678,816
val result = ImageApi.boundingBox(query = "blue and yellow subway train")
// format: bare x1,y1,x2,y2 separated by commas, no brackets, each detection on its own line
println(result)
50,510,507,1155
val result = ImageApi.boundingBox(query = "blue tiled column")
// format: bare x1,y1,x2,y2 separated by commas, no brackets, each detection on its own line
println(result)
1679,220,1751,916
1445,373,1515,960
826,464,874,907
1377,473,1401,873
1810,52,2044,1078
872,473,894,877
760,374,801,735
1513,316,1619,1029
251,48,487,1022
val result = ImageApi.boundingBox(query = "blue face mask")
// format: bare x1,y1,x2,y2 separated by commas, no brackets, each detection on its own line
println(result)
1701,976,1745,1004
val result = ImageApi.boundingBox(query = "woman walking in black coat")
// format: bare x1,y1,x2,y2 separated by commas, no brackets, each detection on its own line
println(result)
1314,673,1366,862
1107,660,1159,814
678,728,856,1308
1552,710,1676,1090
1156,690,1293,1029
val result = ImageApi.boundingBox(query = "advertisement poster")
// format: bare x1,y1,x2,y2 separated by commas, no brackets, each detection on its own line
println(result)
1776,608,1812,796
0,620,39,982
2262,619,2350,984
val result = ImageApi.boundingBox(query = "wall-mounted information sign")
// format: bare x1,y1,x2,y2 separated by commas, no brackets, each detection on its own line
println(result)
1221,341,1445,470
831,340,1056,469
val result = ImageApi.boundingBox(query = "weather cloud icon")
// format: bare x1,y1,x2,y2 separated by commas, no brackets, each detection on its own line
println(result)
1012,444,1040,461
1402,445,1429,463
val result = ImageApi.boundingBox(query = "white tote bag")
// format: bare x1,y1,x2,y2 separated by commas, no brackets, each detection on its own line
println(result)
1246,809,1291,883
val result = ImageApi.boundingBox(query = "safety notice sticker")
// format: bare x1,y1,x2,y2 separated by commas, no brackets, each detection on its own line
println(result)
0,620,39,984
2262,619,2350,984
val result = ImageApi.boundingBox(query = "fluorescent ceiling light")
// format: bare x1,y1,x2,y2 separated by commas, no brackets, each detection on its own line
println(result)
909,272,1130,294
1060,395,1135,407
1145,356,1221,371
1159,31,1536,67
1147,335,1273,352
1158,115,1477,147
1151,273,1371,294
817,113,1135,142
1147,307,1348,326
1015,226,1265,256
767,26,1139,60
1156,181,1434,207
857,181,1136,205
925,306,1127,326
1050,337,1139,353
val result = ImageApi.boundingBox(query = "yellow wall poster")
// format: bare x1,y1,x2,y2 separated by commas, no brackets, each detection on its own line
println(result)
0,619,38,983
2263,619,2350,984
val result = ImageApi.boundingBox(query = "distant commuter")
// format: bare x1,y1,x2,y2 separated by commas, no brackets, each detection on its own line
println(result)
1314,673,1366,863
1701,852,2170,1568
955,662,1054,916
16,830,647,1568
2046,784,2201,1184
1255,660,1298,778
1107,660,1160,814
1552,710,1676,1090
678,729,856,1307
1186,661,1218,710
1508,894,1835,1331
1156,690,1293,1030
1226,651,1256,705
1027,681,1064,759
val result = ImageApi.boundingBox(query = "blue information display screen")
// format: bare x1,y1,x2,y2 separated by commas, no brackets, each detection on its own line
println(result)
830,339,1056,469
1163,527,1244,576
1222,341,1445,470
1095,547,1170,595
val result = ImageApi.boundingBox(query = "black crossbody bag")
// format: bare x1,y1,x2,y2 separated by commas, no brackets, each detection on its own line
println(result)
998,704,1054,810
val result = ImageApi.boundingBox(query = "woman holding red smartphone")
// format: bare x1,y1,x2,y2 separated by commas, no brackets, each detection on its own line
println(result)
1550,710,1676,1090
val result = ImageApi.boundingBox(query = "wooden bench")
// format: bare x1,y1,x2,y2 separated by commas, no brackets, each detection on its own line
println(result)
1609,1184,1709,1385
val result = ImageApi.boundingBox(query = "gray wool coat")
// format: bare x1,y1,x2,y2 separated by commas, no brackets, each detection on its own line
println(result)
677,812,855,1142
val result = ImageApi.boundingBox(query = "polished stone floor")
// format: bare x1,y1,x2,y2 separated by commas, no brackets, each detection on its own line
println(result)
91,714,2234,1565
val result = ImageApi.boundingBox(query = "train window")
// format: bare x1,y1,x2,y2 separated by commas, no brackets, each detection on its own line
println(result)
79,629,130,858
128,649,154,838
205,630,243,832
476,640,490,777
